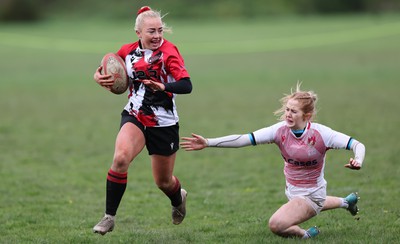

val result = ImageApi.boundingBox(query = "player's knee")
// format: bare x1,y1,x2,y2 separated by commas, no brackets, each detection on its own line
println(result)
268,217,285,236
112,151,131,171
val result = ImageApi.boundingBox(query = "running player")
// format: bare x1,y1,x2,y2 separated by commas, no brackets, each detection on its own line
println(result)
181,83,365,239
93,6,192,235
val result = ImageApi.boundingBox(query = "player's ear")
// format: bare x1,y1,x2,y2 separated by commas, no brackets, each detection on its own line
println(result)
304,113,312,121
136,30,141,38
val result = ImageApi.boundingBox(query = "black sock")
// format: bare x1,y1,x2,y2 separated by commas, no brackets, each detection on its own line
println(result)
105,169,127,216
166,176,182,207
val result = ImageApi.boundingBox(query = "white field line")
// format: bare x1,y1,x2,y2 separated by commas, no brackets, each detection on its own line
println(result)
1,21,400,55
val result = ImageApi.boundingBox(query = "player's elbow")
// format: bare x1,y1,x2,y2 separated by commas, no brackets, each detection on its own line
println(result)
183,78,192,94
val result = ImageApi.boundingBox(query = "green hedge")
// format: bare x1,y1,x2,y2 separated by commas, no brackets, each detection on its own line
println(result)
0,0,40,21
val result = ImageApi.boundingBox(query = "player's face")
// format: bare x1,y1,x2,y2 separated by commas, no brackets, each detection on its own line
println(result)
136,17,163,50
284,99,308,130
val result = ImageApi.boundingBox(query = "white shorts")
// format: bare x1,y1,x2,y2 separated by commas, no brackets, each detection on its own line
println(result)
285,182,327,214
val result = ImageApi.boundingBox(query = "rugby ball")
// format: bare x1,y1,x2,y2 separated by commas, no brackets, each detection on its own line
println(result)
100,53,128,94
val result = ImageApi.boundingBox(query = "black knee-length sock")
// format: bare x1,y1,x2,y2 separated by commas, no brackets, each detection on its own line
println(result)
105,169,127,216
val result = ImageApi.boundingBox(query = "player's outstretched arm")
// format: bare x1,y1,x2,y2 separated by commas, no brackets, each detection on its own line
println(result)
181,133,207,151
181,133,253,151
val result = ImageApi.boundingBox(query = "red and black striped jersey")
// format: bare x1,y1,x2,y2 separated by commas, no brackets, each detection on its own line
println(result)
117,39,189,127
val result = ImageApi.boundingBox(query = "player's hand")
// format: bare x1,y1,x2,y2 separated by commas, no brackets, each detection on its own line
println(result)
94,66,114,91
180,133,208,151
344,158,362,170
142,79,165,92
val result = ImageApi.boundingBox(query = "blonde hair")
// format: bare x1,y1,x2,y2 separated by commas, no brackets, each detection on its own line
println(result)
135,7,172,34
274,82,318,121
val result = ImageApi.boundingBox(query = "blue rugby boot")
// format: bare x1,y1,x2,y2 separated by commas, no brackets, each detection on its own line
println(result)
305,226,320,238
345,192,359,216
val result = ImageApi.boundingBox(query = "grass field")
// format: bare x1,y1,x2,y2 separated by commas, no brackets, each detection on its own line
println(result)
1,14,400,243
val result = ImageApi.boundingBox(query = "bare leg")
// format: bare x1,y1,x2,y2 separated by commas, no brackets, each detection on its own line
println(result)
112,122,145,173
151,153,177,192
151,153,187,224
268,198,317,238
322,196,343,211
322,193,359,215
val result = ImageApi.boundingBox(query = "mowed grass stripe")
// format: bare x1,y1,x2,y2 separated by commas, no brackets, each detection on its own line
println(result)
0,32,119,54
1,21,400,54
181,21,400,54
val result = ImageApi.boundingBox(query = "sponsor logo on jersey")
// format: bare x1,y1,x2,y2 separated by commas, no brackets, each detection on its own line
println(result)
282,155,318,167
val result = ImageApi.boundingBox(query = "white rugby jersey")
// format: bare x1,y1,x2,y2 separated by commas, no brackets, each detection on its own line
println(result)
117,39,189,127
252,121,352,188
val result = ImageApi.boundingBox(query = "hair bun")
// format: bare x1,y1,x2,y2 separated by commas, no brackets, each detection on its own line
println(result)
137,6,151,15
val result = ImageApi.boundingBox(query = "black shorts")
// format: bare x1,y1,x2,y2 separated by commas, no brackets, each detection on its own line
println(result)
120,110,179,156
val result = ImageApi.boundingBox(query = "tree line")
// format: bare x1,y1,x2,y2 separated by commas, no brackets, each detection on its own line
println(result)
1,0,399,22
